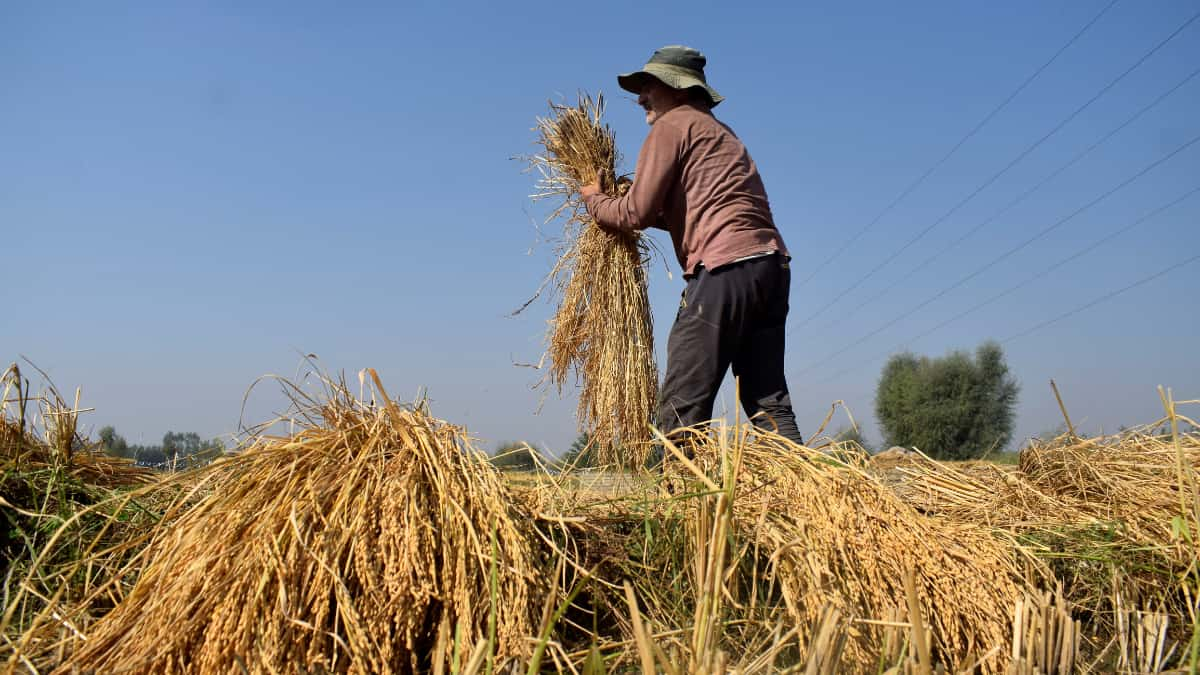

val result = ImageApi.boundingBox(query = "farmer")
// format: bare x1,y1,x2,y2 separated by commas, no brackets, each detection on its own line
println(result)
579,45,805,449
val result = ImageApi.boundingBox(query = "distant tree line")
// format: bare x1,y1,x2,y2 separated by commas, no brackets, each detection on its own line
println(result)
490,433,655,471
489,434,604,471
489,441,547,471
98,426,225,469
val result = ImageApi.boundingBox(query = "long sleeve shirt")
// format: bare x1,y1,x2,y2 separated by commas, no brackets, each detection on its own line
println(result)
583,104,788,277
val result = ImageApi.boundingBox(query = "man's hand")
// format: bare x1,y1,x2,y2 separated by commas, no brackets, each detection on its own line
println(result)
579,178,602,199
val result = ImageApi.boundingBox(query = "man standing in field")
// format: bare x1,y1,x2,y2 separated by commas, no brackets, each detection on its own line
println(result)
580,45,805,448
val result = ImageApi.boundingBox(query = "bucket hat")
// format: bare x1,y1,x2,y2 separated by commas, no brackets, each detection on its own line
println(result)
617,45,724,107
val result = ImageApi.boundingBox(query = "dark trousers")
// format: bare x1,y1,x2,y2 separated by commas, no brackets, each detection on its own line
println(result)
657,253,804,446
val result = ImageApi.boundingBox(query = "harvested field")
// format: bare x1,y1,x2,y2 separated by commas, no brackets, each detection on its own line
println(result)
4,364,1198,673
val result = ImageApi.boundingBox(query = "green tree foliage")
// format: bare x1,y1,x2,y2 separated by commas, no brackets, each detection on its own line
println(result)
137,446,168,465
162,431,202,457
98,425,134,459
490,441,544,471
97,426,225,468
875,341,1019,460
559,432,598,468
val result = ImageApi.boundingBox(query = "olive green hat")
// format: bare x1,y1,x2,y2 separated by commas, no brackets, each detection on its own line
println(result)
617,45,724,107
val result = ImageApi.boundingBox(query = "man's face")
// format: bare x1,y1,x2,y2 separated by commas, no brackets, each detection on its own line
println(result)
636,78,685,125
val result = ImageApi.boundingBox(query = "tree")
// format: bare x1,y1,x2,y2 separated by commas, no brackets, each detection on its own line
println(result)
559,432,598,468
98,426,224,468
875,341,1019,460
831,425,872,453
98,425,134,459
490,441,544,471
162,431,224,466
163,431,206,459
136,446,167,465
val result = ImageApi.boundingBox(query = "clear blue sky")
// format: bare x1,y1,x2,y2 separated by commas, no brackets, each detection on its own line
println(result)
4,1,1198,454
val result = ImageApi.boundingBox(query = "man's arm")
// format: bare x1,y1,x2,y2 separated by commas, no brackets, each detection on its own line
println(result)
581,122,681,232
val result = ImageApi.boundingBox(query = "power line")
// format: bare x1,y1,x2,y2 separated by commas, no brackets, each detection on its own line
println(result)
906,185,1199,351
808,183,1199,385
790,129,1200,379
794,131,1199,376
808,64,1200,336
999,252,1200,345
792,6,1200,330
794,0,1120,289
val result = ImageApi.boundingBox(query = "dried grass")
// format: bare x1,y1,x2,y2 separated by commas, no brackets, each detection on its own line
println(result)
12,359,1198,672
1019,428,1200,530
524,93,657,467
891,421,1200,629
57,371,541,674
1,363,166,673
735,431,1022,671
524,422,1027,673
1,363,154,489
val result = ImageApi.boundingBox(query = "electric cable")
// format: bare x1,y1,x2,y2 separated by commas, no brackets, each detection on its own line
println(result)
795,0,1121,288
792,7,1200,329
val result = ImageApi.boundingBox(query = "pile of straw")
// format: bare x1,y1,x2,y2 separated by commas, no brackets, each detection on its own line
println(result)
526,94,657,467
62,372,541,674
890,421,1200,620
524,425,1027,673
1,363,154,488
2,363,161,671
736,434,1022,671
14,355,1194,671
1019,429,1200,529
0,421,155,489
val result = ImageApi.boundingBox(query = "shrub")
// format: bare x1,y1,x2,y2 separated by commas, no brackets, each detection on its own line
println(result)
875,341,1019,460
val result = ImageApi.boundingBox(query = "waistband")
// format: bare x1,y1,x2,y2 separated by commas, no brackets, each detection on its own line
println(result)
691,250,782,277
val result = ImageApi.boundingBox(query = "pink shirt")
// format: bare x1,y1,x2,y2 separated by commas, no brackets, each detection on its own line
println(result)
584,104,788,276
